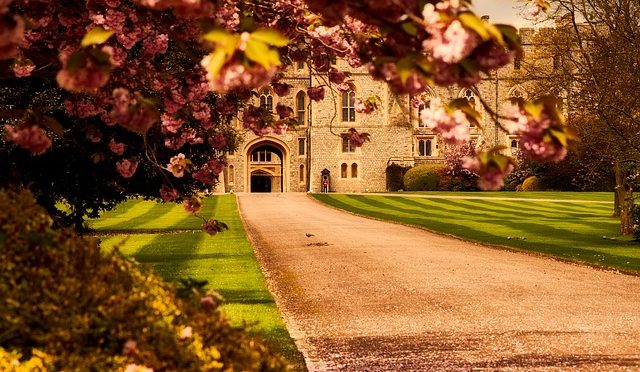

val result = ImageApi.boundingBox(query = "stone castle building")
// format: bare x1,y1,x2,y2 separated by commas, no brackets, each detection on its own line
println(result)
223,28,537,193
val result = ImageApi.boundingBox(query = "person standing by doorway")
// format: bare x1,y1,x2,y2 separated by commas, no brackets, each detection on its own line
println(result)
322,178,329,193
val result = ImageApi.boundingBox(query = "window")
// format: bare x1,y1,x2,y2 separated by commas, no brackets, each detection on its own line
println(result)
417,139,432,157
418,104,427,127
341,163,348,178
514,50,524,70
259,91,273,112
509,137,519,156
462,89,477,127
351,163,358,178
251,150,273,162
341,136,355,153
298,137,306,156
341,90,356,122
296,60,305,70
299,164,305,183
296,91,306,126
228,165,235,184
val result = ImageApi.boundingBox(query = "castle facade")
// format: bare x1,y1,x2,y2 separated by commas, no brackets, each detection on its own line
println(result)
223,29,537,193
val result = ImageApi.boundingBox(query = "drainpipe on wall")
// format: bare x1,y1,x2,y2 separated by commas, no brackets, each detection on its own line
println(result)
494,69,499,147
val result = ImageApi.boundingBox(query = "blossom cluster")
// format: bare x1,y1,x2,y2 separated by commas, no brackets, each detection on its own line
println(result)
419,98,471,144
505,103,570,163
4,124,51,154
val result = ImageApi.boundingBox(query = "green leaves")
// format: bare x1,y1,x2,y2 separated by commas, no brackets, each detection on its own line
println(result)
202,28,289,77
479,146,515,172
250,28,289,47
81,27,114,47
203,49,227,78
245,39,281,69
203,30,239,56
396,55,434,85
458,12,491,42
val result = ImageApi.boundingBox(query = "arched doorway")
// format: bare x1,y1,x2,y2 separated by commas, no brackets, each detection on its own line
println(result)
250,169,273,192
245,139,289,192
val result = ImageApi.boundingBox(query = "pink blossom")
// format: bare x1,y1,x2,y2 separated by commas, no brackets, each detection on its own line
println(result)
242,105,272,136
347,128,369,148
329,68,348,85
161,113,184,134
56,47,112,93
159,185,179,202
116,159,138,178
122,340,137,355
142,34,169,58
124,364,153,372
423,20,480,64
202,219,227,235
192,163,219,184
167,153,187,177
86,126,102,143
110,88,158,134
109,139,126,155
505,105,568,162
462,155,513,191
419,98,470,144
215,97,235,115
12,59,35,77
276,104,293,119
307,86,325,101
179,326,192,340
4,124,52,155
272,82,291,96
200,296,217,309
354,98,374,114
64,98,103,118
475,42,513,70
0,0,12,14
201,57,275,93
190,102,211,123
182,197,202,213
273,120,288,135
208,133,226,149
0,15,24,60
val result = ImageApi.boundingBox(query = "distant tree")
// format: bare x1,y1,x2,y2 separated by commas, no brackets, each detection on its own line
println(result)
518,0,640,234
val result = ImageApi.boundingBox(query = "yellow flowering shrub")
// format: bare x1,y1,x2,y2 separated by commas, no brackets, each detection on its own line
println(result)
0,189,289,371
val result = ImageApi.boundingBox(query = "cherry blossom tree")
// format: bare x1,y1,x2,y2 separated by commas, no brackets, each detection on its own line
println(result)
0,0,568,230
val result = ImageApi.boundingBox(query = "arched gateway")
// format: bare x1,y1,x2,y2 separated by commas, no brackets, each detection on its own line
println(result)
244,138,290,193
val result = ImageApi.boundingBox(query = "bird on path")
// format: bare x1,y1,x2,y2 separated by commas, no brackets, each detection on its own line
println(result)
305,233,315,237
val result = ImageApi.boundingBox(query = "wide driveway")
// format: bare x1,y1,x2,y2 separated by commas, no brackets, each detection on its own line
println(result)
237,193,640,371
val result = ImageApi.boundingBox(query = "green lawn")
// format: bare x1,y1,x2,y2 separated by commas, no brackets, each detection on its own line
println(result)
93,195,305,370
395,191,614,202
312,192,640,274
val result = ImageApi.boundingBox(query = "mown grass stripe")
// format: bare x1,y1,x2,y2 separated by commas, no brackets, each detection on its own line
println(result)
312,193,640,274
96,195,305,370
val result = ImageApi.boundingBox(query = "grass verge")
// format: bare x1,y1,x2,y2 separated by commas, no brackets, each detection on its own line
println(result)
93,195,305,371
311,192,640,274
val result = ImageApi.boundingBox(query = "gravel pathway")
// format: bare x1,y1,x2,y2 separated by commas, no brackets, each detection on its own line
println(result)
237,193,640,371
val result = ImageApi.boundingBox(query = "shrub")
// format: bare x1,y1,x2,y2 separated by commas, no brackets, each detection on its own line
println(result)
403,164,446,191
386,164,411,191
632,204,640,241
521,176,543,191
0,189,288,371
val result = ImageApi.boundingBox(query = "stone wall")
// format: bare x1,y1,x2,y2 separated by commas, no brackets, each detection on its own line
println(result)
223,28,540,193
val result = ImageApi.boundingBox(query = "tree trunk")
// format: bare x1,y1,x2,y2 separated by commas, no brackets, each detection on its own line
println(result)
614,160,633,235
613,184,620,217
